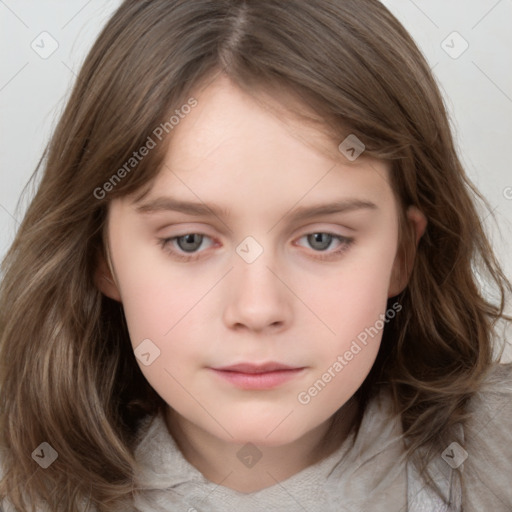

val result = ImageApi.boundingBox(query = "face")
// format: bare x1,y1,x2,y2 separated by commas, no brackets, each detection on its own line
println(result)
100,75,419,447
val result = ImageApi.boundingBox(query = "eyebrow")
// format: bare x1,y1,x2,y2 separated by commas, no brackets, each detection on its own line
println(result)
134,196,378,221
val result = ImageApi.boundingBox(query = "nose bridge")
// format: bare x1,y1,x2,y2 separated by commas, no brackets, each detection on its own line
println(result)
223,235,291,331
234,237,283,302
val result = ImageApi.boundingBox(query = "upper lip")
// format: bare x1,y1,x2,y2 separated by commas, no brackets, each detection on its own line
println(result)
212,362,302,373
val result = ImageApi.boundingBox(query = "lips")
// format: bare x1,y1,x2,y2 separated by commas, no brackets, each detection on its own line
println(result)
214,362,300,373
209,362,305,390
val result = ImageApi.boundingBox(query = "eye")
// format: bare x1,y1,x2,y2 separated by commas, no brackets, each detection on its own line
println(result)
158,231,354,262
158,233,215,261
295,232,354,260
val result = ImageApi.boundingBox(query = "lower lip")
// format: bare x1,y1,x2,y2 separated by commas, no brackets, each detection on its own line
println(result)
210,368,305,390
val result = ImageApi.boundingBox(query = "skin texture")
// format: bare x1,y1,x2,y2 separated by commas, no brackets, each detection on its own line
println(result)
97,74,427,492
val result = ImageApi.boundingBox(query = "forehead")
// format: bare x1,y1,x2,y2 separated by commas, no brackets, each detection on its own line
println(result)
127,75,395,219
167,74,353,169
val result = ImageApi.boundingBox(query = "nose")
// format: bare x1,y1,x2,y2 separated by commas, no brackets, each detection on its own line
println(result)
222,250,292,334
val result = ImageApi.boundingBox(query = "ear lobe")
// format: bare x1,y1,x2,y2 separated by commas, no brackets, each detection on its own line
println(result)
94,247,122,302
388,206,427,297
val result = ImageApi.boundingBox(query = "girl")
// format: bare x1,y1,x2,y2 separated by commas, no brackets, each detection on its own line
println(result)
1,0,511,511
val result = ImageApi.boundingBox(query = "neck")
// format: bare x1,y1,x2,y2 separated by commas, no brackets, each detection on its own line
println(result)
164,398,359,493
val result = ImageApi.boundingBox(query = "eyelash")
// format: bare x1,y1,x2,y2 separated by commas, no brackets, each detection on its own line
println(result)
157,232,354,262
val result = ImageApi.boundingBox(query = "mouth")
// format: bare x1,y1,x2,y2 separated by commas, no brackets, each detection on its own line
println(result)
209,362,306,390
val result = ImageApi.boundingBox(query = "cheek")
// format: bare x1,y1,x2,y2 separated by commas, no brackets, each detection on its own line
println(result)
119,267,209,358
295,236,397,410
294,249,396,411
111,228,208,343
113,251,223,405
302,235,397,347
116,266,205,402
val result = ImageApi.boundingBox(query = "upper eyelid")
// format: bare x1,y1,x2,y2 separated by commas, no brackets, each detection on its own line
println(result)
160,221,356,237
166,229,351,240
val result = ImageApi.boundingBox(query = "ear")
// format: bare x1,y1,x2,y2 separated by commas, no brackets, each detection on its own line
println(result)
387,206,427,297
94,246,122,302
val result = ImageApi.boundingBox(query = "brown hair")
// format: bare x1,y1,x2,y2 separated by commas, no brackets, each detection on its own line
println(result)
1,0,510,510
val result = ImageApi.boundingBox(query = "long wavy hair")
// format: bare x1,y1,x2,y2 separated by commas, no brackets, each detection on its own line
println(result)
1,0,510,510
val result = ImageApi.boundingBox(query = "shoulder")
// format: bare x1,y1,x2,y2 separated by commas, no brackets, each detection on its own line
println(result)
465,361,512,430
462,362,512,511
0,450,15,512
406,363,512,512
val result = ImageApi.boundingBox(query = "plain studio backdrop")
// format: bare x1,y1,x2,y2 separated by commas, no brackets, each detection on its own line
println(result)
0,0,511,360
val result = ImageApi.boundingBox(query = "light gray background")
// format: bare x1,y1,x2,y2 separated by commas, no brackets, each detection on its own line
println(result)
0,0,511,359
